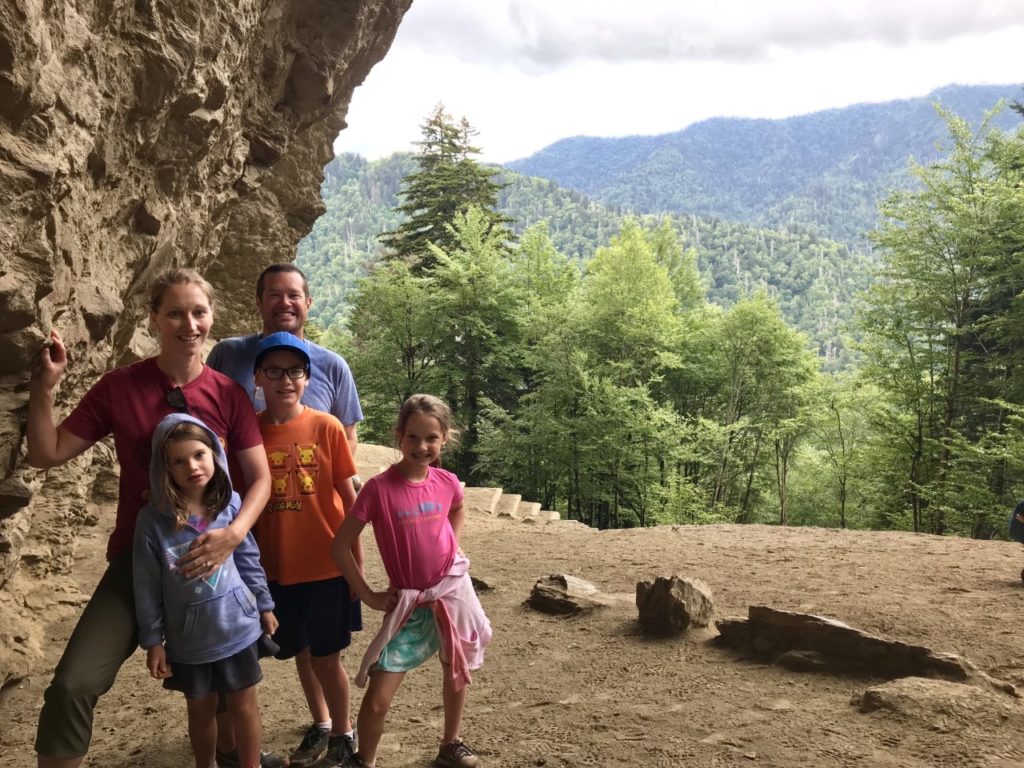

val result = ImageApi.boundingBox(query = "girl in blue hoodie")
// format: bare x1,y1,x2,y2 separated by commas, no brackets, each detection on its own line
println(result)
133,413,282,768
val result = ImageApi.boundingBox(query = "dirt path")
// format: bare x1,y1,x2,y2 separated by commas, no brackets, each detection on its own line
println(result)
4,506,1024,767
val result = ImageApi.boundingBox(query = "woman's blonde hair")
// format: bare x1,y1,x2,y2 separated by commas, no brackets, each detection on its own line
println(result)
149,267,216,313
394,394,460,453
160,421,231,528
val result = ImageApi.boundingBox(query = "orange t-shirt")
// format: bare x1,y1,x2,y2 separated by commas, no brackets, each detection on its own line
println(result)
256,407,356,585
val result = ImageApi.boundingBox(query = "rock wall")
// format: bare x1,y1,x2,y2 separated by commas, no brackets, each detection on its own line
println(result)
0,0,411,687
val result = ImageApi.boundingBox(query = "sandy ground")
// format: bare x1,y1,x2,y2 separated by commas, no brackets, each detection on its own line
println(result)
4,500,1024,767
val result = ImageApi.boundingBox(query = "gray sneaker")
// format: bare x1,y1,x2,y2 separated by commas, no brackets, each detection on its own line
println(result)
315,733,356,767
434,739,479,768
290,724,330,767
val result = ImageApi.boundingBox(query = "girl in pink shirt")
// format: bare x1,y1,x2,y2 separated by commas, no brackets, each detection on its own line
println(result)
333,395,491,768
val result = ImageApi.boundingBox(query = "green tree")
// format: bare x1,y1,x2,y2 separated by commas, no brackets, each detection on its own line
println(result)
579,220,682,386
806,376,875,528
858,107,1024,535
380,104,512,270
430,207,526,481
649,217,704,312
342,261,444,440
704,293,817,521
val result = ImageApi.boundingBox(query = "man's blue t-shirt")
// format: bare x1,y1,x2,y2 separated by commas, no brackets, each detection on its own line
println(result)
207,333,363,426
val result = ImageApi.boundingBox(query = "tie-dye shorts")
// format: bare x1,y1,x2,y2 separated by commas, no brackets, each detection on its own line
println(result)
374,605,442,673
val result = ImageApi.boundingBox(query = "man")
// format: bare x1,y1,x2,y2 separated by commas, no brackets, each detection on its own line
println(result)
208,263,363,768
208,263,362,452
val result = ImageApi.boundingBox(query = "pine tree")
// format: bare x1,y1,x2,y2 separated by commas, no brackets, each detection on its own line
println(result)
379,104,513,270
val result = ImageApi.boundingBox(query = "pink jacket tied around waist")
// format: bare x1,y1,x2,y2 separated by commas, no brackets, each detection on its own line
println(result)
356,552,492,691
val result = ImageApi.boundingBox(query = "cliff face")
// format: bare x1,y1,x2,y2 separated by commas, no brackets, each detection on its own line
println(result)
0,0,410,687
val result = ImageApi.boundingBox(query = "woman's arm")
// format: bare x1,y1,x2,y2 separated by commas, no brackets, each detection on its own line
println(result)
27,331,95,468
227,443,272,535
178,444,271,579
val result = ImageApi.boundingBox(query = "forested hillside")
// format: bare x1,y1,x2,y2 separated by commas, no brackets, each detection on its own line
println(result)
506,84,1022,247
298,99,1024,542
298,153,870,364
297,151,416,328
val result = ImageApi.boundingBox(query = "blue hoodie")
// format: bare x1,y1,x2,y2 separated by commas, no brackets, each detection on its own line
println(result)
133,413,273,664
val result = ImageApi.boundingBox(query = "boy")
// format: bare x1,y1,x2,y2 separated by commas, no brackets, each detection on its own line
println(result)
253,332,363,767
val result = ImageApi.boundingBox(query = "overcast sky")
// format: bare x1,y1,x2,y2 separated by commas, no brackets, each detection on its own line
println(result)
337,0,1024,164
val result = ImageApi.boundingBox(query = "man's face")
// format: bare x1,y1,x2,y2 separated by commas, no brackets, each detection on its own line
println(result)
258,271,311,335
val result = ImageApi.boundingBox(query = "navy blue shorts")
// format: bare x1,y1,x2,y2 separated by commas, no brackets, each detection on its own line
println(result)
164,639,263,699
269,576,363,659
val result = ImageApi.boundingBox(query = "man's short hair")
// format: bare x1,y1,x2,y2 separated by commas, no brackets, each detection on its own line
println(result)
256,263,310,299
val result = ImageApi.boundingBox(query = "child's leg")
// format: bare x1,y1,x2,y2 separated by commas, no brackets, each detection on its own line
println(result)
215,698,235,755
296,648,331,724
224,686,261,768
356,671,405,765
310,651,352,733
185,693,220,768
440,662,469,744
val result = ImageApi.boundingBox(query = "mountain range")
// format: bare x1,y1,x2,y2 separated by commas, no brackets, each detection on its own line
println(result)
506,84,1022,248
297,83,1023,362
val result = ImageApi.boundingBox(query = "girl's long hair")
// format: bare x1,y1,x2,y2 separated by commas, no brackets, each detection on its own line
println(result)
394,394,461,455
161,422,231,529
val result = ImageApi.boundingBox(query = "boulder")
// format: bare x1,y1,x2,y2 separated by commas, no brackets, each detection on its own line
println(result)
528,574,616,615
636,575,714,636
716,605,1018,695
858,677,1024,731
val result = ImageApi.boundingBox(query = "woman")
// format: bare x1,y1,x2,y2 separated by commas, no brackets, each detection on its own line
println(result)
27,267,271,768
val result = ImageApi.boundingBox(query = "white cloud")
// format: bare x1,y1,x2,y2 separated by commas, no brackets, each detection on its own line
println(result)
396,0,1024,67
336,1,1024,164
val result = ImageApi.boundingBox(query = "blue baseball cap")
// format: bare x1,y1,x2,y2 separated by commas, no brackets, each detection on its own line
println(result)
254,332,312,371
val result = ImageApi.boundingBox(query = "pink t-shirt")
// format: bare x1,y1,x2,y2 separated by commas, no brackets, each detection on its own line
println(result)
350,465,464,590
61,358,262,560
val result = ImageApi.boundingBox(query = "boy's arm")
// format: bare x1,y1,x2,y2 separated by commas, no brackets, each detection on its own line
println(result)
333,515,394,612
336,476,364,569
233,523,275,613
332,424,362,570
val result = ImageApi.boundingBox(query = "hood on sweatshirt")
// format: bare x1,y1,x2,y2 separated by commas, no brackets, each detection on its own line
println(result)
148,412,233,517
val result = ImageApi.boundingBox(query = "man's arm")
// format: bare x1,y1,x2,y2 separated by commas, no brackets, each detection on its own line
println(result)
344,422,358,456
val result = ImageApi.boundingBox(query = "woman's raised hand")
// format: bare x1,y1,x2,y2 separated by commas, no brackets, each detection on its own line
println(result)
33,330,68,390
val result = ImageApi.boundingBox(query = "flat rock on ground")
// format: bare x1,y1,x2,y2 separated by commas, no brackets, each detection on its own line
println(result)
3,515,1024,766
